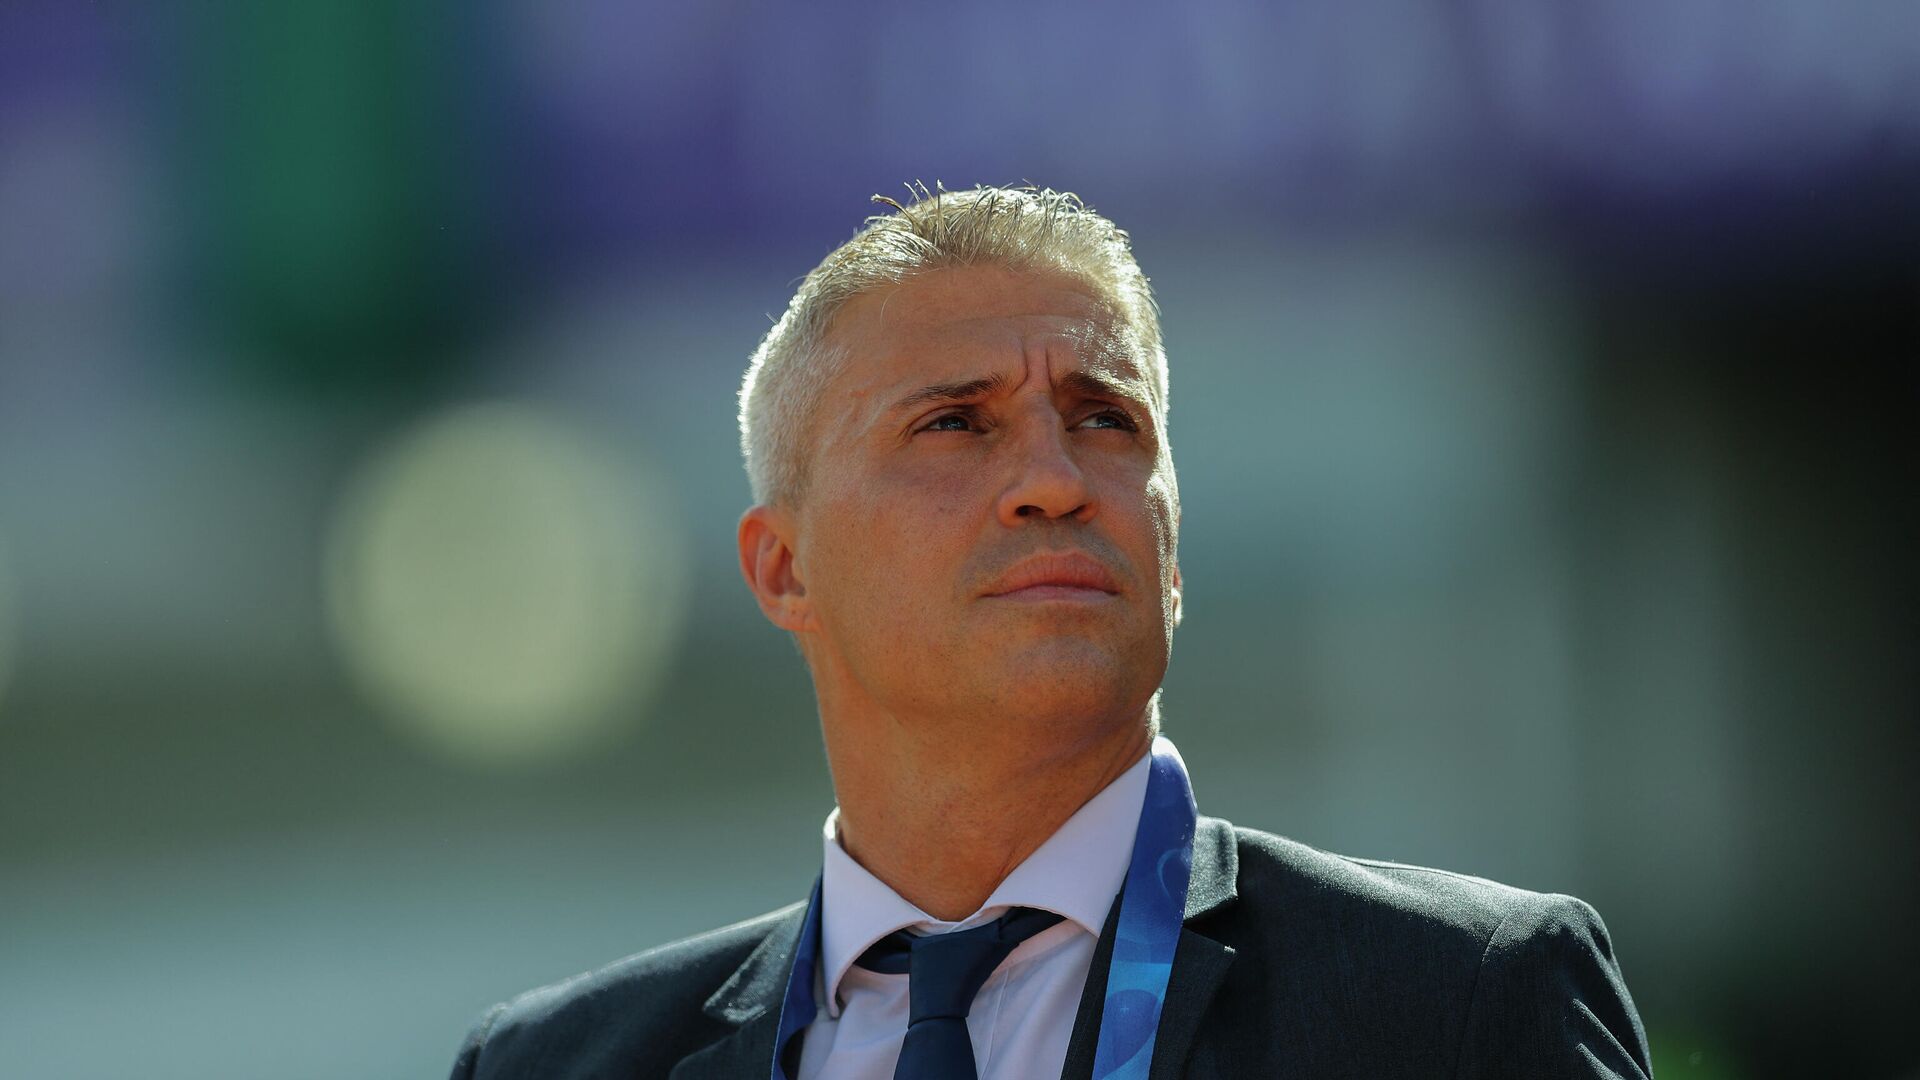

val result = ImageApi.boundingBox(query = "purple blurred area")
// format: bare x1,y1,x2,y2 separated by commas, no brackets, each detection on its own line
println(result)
0,3,1914,1078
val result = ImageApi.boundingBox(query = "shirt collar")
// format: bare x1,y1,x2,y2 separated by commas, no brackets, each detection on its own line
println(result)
816,749,1152,1018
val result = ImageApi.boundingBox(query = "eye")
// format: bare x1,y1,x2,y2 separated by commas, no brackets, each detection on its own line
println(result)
1075,408,1139,432
922,411,978,433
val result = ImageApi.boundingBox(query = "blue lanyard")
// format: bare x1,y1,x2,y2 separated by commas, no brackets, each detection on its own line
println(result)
770,735,1199,1080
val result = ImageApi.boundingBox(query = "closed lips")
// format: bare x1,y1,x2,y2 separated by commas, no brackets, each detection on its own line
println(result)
983,554,1120,596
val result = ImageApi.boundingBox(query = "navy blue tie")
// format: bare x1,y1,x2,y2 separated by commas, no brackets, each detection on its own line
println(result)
854,906,1066,1080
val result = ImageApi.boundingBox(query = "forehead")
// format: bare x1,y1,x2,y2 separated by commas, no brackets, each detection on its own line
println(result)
823,265,1148,395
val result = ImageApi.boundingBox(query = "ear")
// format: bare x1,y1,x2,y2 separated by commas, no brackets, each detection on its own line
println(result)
1170,560,1183,629
738,504,815,633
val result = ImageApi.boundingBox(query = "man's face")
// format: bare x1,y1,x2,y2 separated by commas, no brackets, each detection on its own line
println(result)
772,264,1181,739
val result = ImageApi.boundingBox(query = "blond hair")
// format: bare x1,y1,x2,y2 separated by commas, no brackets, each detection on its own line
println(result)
737,183,1168,507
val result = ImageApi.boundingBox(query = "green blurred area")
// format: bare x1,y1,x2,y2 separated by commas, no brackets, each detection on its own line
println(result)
182,0,483,390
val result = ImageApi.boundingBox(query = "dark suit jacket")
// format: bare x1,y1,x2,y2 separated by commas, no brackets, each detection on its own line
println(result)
450,816,1652,1078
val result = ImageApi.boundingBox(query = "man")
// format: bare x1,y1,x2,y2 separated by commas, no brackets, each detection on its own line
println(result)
449,185,1652,1079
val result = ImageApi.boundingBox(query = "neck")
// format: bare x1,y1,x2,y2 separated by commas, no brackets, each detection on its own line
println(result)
824,709,1154,921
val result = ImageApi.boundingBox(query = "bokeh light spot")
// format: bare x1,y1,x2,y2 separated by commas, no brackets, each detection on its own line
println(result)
325,402,688,767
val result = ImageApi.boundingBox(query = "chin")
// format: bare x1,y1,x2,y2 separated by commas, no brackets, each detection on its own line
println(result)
993,641,1160,721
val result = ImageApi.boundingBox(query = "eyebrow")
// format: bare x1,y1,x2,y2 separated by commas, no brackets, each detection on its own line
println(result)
1058,369,1151,411
887,372,1012,415
884,369,1153,417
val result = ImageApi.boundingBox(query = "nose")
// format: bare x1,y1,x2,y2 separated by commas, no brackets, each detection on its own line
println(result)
995,414,1095,525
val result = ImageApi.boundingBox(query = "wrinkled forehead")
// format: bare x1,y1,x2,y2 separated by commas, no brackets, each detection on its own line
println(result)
822,265,1157,403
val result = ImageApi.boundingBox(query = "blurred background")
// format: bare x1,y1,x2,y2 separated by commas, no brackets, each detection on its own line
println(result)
1,3,1915,1077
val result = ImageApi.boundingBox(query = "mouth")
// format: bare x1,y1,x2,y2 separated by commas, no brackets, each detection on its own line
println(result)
981,552,1122,602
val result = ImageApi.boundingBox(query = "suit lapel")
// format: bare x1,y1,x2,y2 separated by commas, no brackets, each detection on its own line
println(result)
667,902,808,1080
1147,927,1236,1080
1062,816,1240,1080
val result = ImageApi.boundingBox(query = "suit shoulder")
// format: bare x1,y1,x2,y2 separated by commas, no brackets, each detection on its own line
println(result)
1223,821,1597,959
516,900,800,1014
456,901,804,1078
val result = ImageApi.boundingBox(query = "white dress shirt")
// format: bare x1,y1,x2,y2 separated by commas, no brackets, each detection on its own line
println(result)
795,750,1152,1080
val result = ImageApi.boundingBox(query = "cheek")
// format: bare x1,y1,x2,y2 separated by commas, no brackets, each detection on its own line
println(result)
875,457,986,529
1104,455,1175,538
1147,472,1179,549
813,468,976,605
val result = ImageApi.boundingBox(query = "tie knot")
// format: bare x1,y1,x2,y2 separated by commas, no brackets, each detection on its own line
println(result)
854,906,1065,1023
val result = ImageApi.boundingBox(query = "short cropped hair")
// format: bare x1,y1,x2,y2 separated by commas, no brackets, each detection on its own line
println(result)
737,183,1168,508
